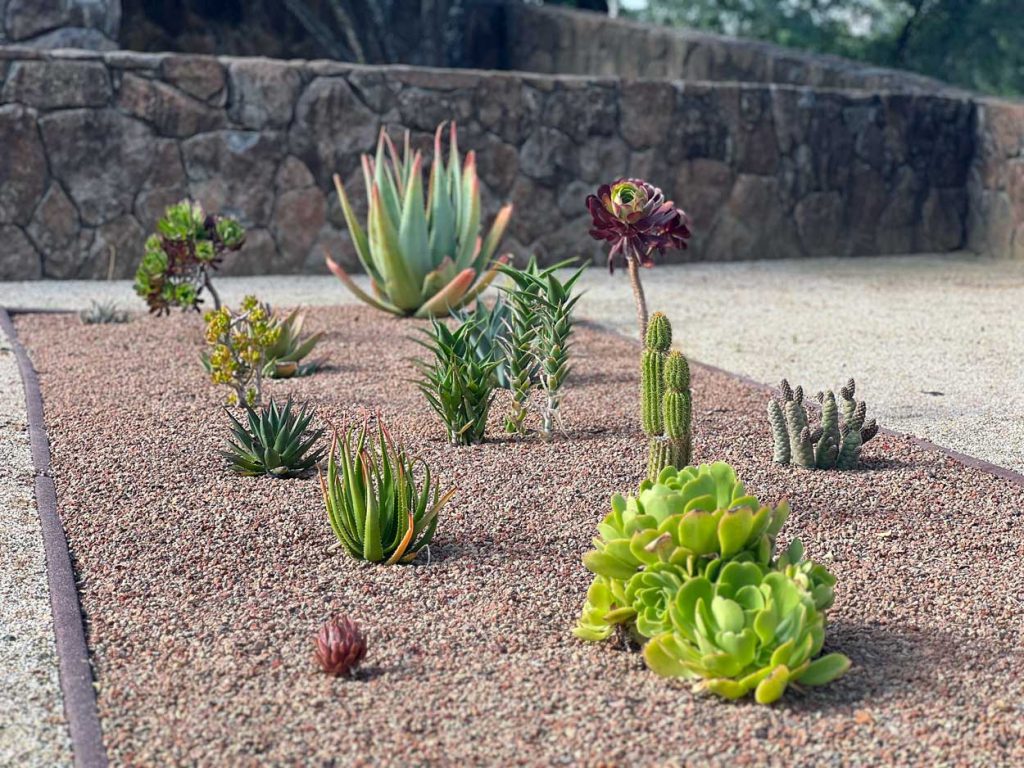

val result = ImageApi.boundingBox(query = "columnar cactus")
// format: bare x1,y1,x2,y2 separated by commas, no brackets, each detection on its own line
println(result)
768,378,878,470
642,313,692,480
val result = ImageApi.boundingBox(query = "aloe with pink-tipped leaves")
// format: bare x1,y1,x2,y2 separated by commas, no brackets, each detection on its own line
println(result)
326,122,513,317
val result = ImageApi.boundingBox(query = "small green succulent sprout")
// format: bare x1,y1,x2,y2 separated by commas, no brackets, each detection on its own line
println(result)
223,398,325,478
320,418,455,564
262,308,327,379
642,564,850,703
134,199,245,315
79,300,129,324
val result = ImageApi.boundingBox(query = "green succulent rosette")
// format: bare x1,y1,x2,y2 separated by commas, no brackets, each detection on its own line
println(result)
573,461,847,703
642,563,850,704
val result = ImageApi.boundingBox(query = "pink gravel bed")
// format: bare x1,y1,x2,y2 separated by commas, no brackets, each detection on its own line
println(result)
16,307,1024,766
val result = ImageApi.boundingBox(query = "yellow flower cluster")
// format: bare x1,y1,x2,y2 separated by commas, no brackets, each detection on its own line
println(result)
203,295,281,405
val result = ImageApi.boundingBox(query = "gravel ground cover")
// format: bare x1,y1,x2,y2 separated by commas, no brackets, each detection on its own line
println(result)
0,323,71,767
4,253,1022,472
16,306,1024,767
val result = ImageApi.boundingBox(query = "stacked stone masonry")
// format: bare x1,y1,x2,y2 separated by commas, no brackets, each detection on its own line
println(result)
4,44,1011,279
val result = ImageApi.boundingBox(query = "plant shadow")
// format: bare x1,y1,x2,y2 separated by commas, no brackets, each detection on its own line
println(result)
774,620,962,712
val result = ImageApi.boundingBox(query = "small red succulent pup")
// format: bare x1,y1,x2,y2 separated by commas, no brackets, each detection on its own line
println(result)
313,616,367,677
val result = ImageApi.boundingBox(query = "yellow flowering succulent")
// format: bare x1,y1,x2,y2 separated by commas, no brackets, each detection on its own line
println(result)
202,295,281,406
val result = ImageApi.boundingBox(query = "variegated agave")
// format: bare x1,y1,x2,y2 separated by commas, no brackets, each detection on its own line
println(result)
326,122,513,318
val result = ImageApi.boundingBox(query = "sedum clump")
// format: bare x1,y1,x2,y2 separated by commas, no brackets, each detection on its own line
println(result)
574,462,848,704
320,419,454,564
222,397,325,478
414,317,499,446
768,378,878,470
326,122,512,318
203,295,280,406
262,308,326,379
134,199,244,315
641,312,692,480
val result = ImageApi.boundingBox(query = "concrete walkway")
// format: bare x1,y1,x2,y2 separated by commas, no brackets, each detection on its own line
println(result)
2,252,1021,471
0,323,71,767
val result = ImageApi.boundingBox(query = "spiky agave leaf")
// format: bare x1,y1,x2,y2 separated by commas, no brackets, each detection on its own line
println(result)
222,397,325,478
326,122,513,317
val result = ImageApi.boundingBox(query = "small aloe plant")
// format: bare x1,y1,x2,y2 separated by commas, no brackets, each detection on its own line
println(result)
326,122,513,318
320,418,454,564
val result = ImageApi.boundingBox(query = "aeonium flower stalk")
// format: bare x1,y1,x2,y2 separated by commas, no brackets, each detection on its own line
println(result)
586,179,691,337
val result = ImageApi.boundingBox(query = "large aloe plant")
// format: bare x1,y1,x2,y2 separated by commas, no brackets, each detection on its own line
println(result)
326,122,513,318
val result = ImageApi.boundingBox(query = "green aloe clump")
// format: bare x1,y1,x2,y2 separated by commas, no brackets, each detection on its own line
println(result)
414,318,499,446
574,462,848,703
223,398,325,478
134,199,245,315
262,308,327,379
320,419,454,564
326,122,512,318
452,296,513,389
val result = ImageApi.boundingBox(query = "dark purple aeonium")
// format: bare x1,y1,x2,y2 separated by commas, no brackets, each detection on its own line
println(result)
586,179,691,336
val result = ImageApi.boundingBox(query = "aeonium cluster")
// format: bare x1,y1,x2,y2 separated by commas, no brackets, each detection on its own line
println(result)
574,462,849,704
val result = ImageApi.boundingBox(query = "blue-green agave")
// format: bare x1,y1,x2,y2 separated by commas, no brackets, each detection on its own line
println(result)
326,122,513,318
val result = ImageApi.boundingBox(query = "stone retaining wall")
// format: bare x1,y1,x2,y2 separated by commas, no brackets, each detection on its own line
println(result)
968,100,1024,259
0,47,982,279
506,5,953,94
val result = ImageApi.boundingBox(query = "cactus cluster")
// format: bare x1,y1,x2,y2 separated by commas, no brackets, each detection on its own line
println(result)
574,462,849,704
768,378,878,470
642,312,692,480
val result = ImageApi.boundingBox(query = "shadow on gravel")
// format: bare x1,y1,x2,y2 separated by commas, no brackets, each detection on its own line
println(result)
855,456,918,471
778,620,962,711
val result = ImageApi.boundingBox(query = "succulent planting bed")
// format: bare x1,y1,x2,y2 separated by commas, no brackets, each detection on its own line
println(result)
16,307,1024,766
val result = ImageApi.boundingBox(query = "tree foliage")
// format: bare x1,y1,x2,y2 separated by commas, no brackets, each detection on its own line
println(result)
641,0,1024,96
559,0,1023,96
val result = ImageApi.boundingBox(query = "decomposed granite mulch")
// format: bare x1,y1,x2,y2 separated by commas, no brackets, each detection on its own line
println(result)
15,306,1024,767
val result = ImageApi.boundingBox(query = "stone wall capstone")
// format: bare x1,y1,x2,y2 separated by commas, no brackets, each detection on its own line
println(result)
506,5,956,94
0,47,985,279
0,0,121,50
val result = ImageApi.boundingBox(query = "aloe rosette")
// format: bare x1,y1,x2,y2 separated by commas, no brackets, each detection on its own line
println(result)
326,122,513,318
642,564,850,703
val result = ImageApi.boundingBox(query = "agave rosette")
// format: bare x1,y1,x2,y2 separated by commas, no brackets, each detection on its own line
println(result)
222,398,325,478
327,122,513,317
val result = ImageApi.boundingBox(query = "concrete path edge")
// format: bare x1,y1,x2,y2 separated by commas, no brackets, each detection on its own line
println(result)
0,307,108,768
579,318,1024,491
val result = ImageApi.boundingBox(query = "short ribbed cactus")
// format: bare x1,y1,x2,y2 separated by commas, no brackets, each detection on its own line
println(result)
642,313,692,480
768,378,878,470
